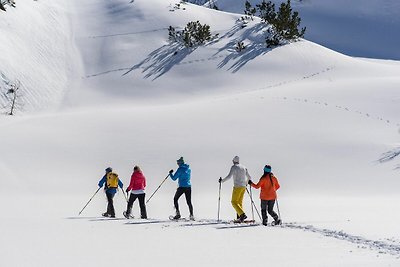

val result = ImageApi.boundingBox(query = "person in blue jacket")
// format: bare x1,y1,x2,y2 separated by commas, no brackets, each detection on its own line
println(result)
169,157,194,220
98,167,123,218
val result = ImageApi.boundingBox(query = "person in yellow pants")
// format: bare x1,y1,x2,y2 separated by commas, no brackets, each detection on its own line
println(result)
219,156,252,222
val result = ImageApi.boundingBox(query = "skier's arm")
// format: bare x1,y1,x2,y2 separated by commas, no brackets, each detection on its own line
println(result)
245,168,251,183
251,177,263,189
98,176,106,188
170,168,180,181
126,176,134,191
221,166,234,183
274,176,280,190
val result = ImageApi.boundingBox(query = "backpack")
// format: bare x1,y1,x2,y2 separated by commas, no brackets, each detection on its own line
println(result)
106,172,119,189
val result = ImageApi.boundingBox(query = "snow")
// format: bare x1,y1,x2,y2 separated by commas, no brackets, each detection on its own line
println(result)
0,0,400,266
207,0,400,60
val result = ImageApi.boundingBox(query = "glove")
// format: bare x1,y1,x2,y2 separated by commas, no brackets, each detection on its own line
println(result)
218,177,222,183
169,169,174,174
248,180,253,185
125,188,129,194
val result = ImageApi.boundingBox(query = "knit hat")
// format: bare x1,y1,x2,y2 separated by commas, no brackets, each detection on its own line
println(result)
177,157,185,164
105,167,113,173
264,165,272,173
233,156,240,164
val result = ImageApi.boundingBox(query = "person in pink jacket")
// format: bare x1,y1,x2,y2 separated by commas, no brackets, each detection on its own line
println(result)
123,166,147,219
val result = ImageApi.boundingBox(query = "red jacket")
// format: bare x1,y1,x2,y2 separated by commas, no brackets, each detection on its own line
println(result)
127,170,146,191
251,173,280,200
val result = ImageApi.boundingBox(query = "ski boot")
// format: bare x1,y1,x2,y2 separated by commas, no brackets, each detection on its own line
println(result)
123,211,134,219
272,219,281,226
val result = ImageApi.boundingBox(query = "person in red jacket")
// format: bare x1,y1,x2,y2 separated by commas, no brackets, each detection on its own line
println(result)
249,165,281,226
123,166,147,219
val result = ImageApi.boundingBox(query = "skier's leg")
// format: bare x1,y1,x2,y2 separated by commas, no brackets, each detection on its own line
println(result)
231,187,246,217
138,193,147,219
261,200,268,225
126,193,134,215
173,187,185,216
126,194,138,216
267,200,279,221
183,187,194,216
106,192,115,217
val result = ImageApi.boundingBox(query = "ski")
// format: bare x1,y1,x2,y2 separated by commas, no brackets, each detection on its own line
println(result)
168,215,195,222
90,217,127,221
126,219,170,225
180,219,231,227
216,223,260,229
233,219,256,224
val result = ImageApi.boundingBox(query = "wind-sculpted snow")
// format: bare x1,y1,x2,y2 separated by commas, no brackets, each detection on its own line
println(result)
283,223,400,257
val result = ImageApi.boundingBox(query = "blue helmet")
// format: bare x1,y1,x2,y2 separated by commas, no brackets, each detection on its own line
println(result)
264,165,271,173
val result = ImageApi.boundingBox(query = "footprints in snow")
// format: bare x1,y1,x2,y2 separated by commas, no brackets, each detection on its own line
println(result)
283,223,400,258
275,96,397,127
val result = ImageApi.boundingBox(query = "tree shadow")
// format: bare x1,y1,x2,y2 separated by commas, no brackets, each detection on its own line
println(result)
121,23,272,79
215,23,272,73
122,42,194,80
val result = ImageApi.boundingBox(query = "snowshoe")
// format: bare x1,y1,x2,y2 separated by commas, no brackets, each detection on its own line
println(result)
123,211,134,219
189,215,195,221
234,213,248,223
169,214,182,221
271,219,282,226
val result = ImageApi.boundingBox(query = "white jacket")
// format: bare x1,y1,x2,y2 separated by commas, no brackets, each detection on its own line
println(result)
222,163,251,187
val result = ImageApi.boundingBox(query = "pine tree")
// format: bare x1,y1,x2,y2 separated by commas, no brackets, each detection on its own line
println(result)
274,0,305,40
256,0,276,24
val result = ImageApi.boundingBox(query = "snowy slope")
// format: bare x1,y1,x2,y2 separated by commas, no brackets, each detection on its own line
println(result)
207,0,400,60
0,1,80,113
0,0,400,266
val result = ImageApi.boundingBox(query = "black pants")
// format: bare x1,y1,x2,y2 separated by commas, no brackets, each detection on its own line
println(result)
174,187,193,216
261,200,278,222
127,193,147,219
106,192,115,216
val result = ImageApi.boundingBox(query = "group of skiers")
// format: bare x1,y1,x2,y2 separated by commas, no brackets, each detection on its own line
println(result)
97,156,281,226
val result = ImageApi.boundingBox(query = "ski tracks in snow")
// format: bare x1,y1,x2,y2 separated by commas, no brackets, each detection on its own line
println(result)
76,217,400,258
282,222,400,258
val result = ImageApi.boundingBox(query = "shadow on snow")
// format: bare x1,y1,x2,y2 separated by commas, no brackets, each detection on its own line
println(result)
120,23,272,79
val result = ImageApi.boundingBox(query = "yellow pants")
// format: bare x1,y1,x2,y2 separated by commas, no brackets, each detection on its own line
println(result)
231,186,246,216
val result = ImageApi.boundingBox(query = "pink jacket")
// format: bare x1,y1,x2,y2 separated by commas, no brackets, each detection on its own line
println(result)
127,171,146,191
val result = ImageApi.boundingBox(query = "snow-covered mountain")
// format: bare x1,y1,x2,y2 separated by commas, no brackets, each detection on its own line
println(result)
0,0,399,266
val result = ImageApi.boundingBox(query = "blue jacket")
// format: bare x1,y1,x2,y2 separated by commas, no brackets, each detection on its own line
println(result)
98,174,123,195
170,164,191,187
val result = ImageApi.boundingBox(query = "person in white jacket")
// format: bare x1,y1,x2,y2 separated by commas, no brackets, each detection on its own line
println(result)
219,156,251,222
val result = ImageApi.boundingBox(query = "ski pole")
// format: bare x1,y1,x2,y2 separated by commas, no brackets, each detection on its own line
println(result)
146,174,169,204
246,187,262,221
249,185,254,221
218,178,222,222
122,188,129,203
276,198,282,223
79,187,101,215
